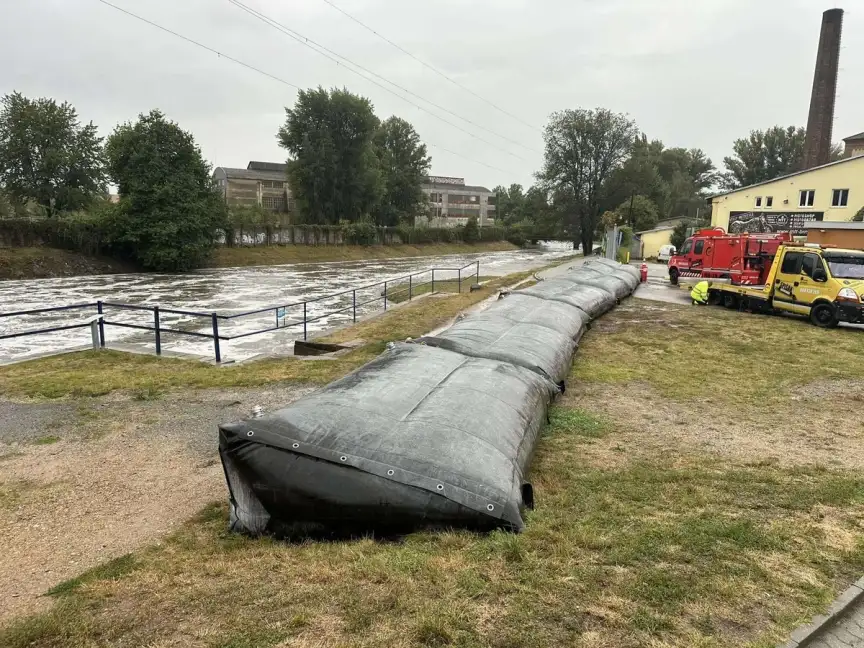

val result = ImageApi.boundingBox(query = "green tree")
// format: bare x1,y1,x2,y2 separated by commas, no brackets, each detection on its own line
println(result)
539,108,639,253
462,215,480,243
0,91,105,215
278,87,382,225
616,195,658,231
720,126,843,190
670,221,690,250
373,116,430,226
105,110,223,271
493,184,526,225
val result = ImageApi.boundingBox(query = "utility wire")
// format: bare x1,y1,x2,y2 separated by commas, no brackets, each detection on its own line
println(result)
227,0,535,161
96,0,300,90
319,0,542,134
94,0,512,175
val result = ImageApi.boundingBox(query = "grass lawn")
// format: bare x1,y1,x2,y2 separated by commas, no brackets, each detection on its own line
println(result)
209,241,518,268
2,295,863,647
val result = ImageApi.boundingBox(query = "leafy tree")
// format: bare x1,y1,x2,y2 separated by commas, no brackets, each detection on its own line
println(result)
462,215,480,243
105,110,223,271
720,126,843,190
671,221,690,250
373,116,430,226
616,195,658,231
0,91,105,215
493,184,526,225
539,108,639,253
278,87,382,225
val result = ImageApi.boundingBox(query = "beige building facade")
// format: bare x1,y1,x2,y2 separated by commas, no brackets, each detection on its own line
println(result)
213,161,294,213
420,176,496,227
709,153,864,236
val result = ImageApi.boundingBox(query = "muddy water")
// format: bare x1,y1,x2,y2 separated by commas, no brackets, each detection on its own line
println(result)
0,245,575,363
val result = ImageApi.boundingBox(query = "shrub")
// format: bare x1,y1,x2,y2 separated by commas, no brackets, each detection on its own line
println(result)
462,216,480,243
343,220,379,245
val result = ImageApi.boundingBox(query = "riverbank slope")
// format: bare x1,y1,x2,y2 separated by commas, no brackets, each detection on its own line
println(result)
0,241,520,280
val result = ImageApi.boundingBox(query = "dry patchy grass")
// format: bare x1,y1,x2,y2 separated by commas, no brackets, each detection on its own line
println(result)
2,301,863,647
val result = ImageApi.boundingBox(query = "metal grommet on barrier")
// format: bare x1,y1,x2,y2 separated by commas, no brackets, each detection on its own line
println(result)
487,504,495,512
247,431,254,437
340,456,347,462
292,443,299,449
387,470,395,476
436,484,444,491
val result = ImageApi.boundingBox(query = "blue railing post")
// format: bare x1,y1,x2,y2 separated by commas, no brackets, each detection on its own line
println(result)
303,302,307,341
384,282,388,310
153,306,161,356
96,301,105,348
353,290,357,323
431,269,435,293
211,313,221,363
458,268,462,293
409,274,413,301
476,261,480,283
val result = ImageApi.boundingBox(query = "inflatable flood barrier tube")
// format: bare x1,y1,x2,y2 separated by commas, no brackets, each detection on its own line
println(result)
419,293,587,384
520,279,616,318
219,343,558,538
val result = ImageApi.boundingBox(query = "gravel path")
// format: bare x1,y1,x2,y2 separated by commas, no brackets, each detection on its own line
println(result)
0,384,315,622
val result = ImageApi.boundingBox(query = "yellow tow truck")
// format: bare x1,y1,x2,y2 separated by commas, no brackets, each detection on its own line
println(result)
705,243,864,328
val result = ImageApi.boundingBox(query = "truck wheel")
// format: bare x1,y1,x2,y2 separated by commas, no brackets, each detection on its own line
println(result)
669,268,679,285
722,293,738,310
810,303,839,329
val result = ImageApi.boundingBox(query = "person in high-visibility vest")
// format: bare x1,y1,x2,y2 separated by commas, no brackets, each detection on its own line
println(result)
690,280,709,305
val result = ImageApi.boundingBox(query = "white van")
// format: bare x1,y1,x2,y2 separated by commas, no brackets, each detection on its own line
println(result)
657,245,676,263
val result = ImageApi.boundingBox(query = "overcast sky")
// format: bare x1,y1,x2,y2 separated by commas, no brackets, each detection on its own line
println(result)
1,0,861,190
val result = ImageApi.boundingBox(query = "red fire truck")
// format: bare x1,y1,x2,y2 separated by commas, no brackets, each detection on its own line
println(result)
668,228,793,286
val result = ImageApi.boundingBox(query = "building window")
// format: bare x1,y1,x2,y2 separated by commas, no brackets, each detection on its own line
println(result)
262,196,285,211
832,189,849,207
766,196,773,208
487,196,496,206
260,180,285,189
755,197,762,208
799,190,815,208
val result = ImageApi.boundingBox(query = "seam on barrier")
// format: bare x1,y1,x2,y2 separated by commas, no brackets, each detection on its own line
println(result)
398,355,469,423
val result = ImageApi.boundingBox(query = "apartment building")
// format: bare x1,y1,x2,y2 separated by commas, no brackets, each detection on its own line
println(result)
420,176,496,227
212,161,294,212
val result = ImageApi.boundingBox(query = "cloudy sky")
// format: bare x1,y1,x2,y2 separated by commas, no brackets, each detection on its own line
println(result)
1,0,861,190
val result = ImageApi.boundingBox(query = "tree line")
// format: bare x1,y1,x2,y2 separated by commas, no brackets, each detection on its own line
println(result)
0,88,433,271
494,116,848,253
1,86,847,270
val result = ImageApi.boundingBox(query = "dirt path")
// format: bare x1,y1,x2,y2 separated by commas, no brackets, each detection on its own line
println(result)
0,385,314,622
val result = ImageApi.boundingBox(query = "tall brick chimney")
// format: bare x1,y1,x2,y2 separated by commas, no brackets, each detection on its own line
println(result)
802,8,843,170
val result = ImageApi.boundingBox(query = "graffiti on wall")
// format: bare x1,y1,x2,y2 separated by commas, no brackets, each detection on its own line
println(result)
728,211,824,235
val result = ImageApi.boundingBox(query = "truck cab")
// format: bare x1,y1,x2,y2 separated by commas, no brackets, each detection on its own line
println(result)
709,244,864,328
766,245,864,327
668,228,791,286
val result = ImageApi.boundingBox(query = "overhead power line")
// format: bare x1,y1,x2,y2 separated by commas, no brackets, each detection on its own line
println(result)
319,0,542,134
96,0,300,91
94,0,513,175
227,0,537,161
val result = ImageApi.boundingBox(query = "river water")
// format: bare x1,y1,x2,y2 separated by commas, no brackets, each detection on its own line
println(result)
0,244,575,363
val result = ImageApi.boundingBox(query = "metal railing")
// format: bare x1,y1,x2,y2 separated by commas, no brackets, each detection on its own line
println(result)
0,261,481,363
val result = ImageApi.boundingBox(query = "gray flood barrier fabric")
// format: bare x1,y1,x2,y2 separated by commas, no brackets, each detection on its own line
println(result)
581,259,640,292
557,266,631,300
585,257,642,282
219,343,558,537
520,279,616,319
418,293,587,384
